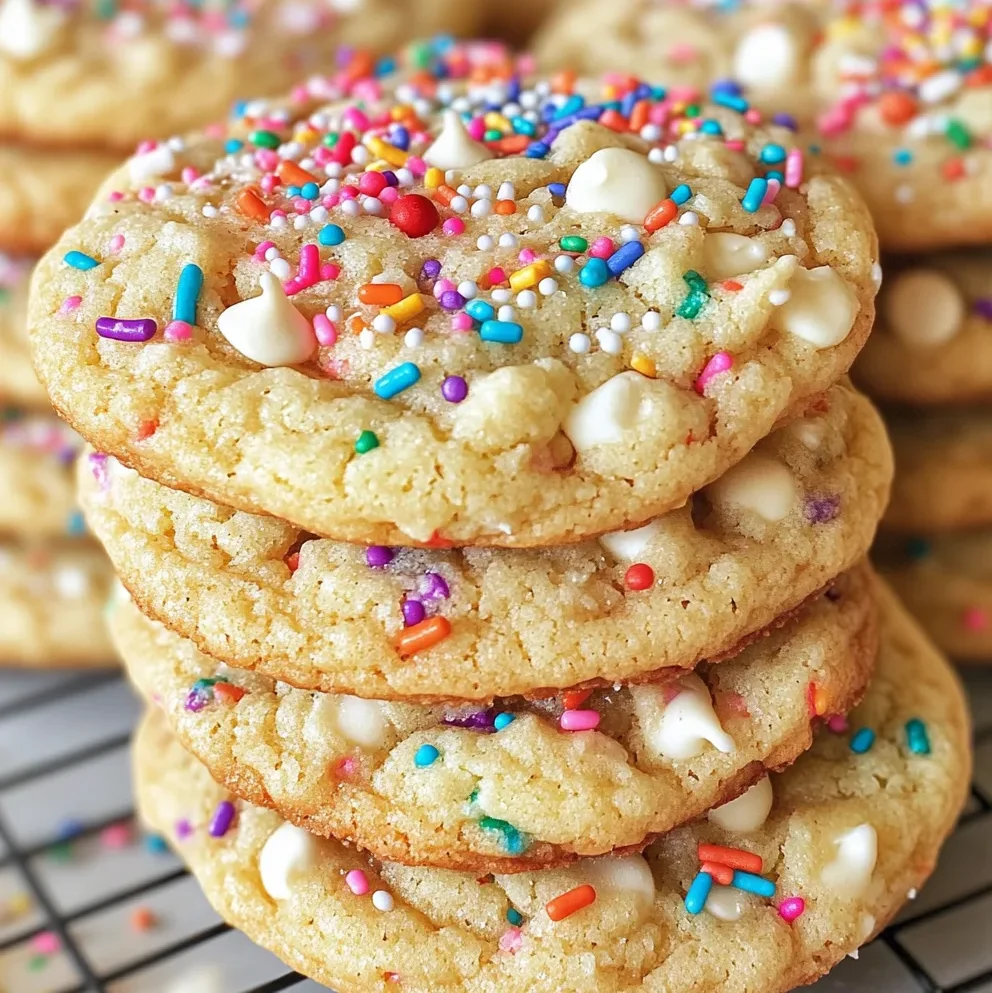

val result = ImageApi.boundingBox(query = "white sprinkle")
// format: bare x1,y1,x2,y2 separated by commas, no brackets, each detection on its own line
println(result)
527,204,545,223
491,288,512,305
264,247,281,262
569,332,591,354
450,196,469,213
457,184,473,197
662,145,679,163
678,211,700,226
269,258,292,279
497,305,516,322
310,206,329,223
640,124,662,142
395,168,414,187
768,289,791,306
363,198,385,217
648,148,666,165
620,226,640,243
895,184,915,204
538,277,558,296
477,235,495,251
202,205,218,218
270,215,288,230
871,261,883,288
350,146,370,166
474,184,493,200
610,313,632,333
372,890,394,912
516,290,538,309
554,255,575,275
498,233,518,248
457,281,478,300
293,215,308,230
340,199,361,217
780,218,797,237
372,315,396,333
404,327,425,348
326,305,342,322
359,328,375,349
642,311,662,331
497,181,515,201
596,328,623,355
471,199,492,218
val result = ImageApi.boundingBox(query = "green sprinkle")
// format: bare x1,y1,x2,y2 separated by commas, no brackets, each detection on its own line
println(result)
322,132,340,147
676,270,710,319
946,119,972,150
355,430,379,454
250,130,281,149
560,235,588,253
479,816,528,855
27,955,48,972
484,129,502,142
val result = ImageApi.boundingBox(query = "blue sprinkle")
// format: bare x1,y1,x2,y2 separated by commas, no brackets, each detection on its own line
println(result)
224,138,244,154
699,119,723,136
620,91,639,118
741,177,768,213
766,170,785,183
606,241,645,277
526,141,550,159
66,511,86,536
684,872,713,914
713,92,748,113
479,817,527,854
506,908,524,926
579,258,610,288
64,251,99,271
732,871,776,898
850,728,876,754
376,56,396,76
906,719,931,755
286,185,301,199
893,148,913,166
494,712,516,731
670,183,692,205
480,320,523,344
465,298,495,322
374,362,422,399
556,94,585,118
173,263,203,325
547,182,567,198
414,744,440,767
144,834,169,855
511,116,537,137
318,224,345,246
760,143,788,164
711,79,743,98
300,182,320,200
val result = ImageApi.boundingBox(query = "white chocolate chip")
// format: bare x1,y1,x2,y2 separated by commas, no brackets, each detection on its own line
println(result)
703,233,770,280
706,454,797,522
563,372,656,453
708,776,774,833
771,266,860,349
314,694,389,749
820,824,877,899
129,144,177,184
583,854,655,906
216,272,316,367
0,0,63,60
566,148,667,223
599,520,664,561
733,23,801,89
632,674,735,761
883,268,965,348
424,110,494,170
258,823,318,901
706,885,753,922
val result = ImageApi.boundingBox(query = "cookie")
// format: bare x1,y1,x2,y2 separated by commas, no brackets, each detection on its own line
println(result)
0,541,114,666
877,531,992,662
0,254,48,408
536,1,992,252
882,407,992,533
855,252,992,405
133,578,971,993
81,383,892,700
0,144,122,255
0,2,480,152
0,409,84,538
30,65,879,548
117,564,875,872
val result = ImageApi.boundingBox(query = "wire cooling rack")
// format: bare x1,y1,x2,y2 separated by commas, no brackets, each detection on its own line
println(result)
0,666,988,993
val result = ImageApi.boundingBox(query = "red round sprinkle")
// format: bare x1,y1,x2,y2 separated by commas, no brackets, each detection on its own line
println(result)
389,194,440,238
625,563,655,590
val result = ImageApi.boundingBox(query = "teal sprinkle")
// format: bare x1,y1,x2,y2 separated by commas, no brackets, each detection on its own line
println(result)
579,258,610,288
760,143,787,164
741,177,768,213
732,870,776,898
676,270,710,319
670,183,692,205
493,712,515,731
905,718,931,756
766,170,784,183
64,251,99,271
699,119,723,136
893,149,913,166
300,182,320,200
850,727,875,754
506,908,524,926
173,263,203,325
468,788,479,804
905,537,931,561
684,871,712,914
66,511,86,536
414,743,440,767
318,224,345,246
479,817,528,855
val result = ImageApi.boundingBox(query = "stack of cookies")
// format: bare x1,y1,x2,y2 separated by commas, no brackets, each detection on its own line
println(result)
29,40,973,991
533,0,992,662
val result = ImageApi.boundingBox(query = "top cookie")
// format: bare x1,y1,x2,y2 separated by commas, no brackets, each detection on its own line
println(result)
0,1,481,150
30,66,878,547
535,0,992,252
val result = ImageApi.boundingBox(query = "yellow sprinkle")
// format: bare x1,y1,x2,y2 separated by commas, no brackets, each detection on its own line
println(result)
391,104,415,121
508,260,552,292
630,353,656,378
484,111,512,131
293,127,319,144
367,136,409,167
365,160,392,173
7,893,31,916
382,293,427,324
424,167,445,189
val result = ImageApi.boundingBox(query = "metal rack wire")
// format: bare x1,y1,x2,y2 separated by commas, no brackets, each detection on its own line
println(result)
0,668,988,993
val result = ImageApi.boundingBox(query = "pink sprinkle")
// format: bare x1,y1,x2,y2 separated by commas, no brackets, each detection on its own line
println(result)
313,314,337,346
433,278,457,299
380,187,399,205
725,139,747,152
343,107,369,130
442,218,466,236
560,710,601,732
345,869,369,895
499,927,523,953
164,320,193,342
338,186,358,201
255,149,279,172
744,109,763,125
406,156,427,176
320,263,341,281
254,240,276,261
259,174,278,195
352,79,381,103
313,146,334,166
334,756,358,779
778,897,806,923
32,932,60,955
451,313,474,332
138,187,156,203
963,607,989,632
180,166,200,184
293,198,310,214
100,823,132,849
107,191,124,203
290,85,308,102
518,248,538,264
487,267,507,286
785,149,804,189
108,234,125,253
762,178,782,206
694,352,733,395
666,42,698,63
589,237,615,259
59,295,82,315
467,117,486,141
826,714,849,734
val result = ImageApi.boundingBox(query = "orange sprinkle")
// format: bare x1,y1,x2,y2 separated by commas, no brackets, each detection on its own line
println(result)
396,616,451,656
721,279,744,292
562,689,593,710
214,683,247,705
347,315,367,335
808,681,829,717
546,884,596,921
551,69,577,94
629,99,651,133
697,844,762,874
136,419,158,441
494,200,517,216
490,135,530,155
942,157,966,181
966,64,992,87
277,160,319,187
830,155,860,174
358,283,404,306
878,90,918,126
285,552,300,573
130,907,157,932
343,49,375,83
630,353,656,378
433,184,459,207
236,188,270,222
644,198,678,233
700,861,734,885
599,109,629,133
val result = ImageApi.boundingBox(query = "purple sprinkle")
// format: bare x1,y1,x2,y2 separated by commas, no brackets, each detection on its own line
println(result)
420,571,450,600
95,316,157,341
421,259,442,279
442,708,497,730
402,598,426,627
184,685,211,712
771,112,799,130
805,495,840,524
175,819,193,840
366,545,394,568
975,299,992,320
441,375,468,403
208,801,236,838
87,451,109,489
439,290,466,311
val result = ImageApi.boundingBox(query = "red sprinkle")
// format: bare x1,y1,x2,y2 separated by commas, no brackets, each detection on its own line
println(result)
390,194,440,238
625,563,655,590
